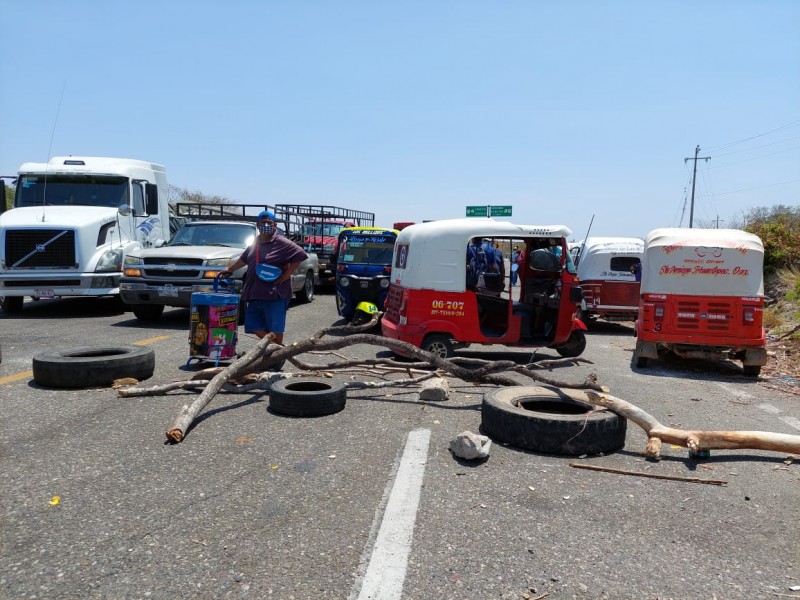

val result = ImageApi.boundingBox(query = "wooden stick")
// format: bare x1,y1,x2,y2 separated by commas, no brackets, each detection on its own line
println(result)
569,463,728,486
166,335,276,443
585,391,800,458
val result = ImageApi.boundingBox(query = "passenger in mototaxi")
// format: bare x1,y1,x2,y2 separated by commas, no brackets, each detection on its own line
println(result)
514,240,563,341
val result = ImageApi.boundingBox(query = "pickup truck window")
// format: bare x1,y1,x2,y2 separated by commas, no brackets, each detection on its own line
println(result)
168,223,255,249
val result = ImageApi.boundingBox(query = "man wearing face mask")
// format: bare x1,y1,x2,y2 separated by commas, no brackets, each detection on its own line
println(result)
221,210,307,344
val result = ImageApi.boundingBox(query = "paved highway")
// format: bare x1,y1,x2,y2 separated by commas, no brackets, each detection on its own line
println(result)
1,292,798,599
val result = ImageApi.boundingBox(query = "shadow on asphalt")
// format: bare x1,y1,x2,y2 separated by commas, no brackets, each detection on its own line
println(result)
0,296,126,319
583,319,636,336
628,352,761,385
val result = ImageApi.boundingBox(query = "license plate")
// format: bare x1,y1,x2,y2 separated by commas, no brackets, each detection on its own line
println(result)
157,286,179,297
33,289,55,299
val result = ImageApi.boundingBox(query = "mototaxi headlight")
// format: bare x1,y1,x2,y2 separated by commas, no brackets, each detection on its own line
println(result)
338,276,350,287
96,248,124,272
379,278,390,288
206,258,231,267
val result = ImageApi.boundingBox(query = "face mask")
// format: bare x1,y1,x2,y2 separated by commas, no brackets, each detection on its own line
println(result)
258,223,275,235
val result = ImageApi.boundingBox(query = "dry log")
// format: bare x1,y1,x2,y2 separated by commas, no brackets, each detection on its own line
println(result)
166,335,278,443
569,462,728,486
585,391,800,458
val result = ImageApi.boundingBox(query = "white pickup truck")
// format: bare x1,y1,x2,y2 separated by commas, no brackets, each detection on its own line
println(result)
120,214,319,321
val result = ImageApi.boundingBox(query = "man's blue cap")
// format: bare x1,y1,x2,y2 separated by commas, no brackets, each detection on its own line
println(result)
257,210,276,221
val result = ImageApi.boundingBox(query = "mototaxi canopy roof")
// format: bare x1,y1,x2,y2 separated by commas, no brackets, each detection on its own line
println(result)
641,228,764,297
390,218,572,292
575,237,644,282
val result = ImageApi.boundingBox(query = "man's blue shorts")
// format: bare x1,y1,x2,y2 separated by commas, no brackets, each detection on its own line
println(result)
244,298,291,334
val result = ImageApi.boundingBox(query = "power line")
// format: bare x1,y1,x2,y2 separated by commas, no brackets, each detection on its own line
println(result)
705,120,800,152
712,134,800,158
709,145,800,169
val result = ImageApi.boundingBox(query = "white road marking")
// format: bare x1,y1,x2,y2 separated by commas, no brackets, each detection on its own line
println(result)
780,416,800,431
757,403,783,414
355,428,431,600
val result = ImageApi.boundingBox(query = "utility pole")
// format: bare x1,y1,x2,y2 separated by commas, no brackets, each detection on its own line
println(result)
715,215,724,229
684,145,711,228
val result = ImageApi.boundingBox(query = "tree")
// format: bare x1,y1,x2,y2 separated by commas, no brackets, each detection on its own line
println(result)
3,181,13,210
732,205,800,273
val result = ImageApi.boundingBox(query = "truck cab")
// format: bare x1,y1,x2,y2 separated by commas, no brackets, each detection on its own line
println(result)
0,156,170,313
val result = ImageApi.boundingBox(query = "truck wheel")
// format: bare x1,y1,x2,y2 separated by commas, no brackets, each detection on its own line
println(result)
1,296,24,314
298,271,315,303
421,334,455,359
268,378,346,417
481,386,627,456
132,304,164,321
555,330,586,358
33,345,156,389
742,365,761,377
635,355,649,368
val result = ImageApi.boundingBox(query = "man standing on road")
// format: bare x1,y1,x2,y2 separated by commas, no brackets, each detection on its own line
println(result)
221,210,307,344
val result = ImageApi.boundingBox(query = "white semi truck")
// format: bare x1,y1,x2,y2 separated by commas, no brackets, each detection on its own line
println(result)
0,156,171,313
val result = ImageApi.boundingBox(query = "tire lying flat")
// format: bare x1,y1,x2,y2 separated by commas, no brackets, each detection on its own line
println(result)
481,386,626,456
32,346,156,389
268,378,346,417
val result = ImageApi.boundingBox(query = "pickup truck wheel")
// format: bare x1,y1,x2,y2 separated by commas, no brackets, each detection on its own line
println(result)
268,377,346,417
1,296,24,314
298,271,315,303
132,304,164,321
481,386,627,456
33,345,156,389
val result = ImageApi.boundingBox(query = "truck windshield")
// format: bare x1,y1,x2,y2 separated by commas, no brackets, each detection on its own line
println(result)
15,175,129,208
169,223,256,248
338,237,395,264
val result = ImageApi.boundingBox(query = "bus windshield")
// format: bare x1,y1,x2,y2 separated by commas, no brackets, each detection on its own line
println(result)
338,235,395,264
15,175,129,208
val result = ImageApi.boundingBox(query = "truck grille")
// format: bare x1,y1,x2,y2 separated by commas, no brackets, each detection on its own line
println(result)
5,229,76,268
141,257,205,278
142,268,204,278
142,257,204,266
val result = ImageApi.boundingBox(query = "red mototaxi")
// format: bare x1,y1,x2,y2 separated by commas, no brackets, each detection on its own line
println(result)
381,218,587,358
633,227,767,375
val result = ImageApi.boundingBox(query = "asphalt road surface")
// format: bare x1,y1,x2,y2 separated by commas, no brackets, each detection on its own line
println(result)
1,292,798,599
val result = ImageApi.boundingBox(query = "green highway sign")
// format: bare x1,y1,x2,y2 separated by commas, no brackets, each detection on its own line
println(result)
489,205,512,217
466,205,513,217
466,206,489,217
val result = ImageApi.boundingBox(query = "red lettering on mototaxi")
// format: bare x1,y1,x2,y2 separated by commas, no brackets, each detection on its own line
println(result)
733,266,749,276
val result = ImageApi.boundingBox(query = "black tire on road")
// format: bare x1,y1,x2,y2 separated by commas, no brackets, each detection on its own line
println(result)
32,345,156,389
481,386,627,456
1,296,24,314
268,377,346,417
555,330,587,358
635,354,649,368
132,304,164,321
298,271,315,303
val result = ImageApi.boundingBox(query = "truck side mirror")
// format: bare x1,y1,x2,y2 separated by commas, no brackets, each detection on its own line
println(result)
569,286,584,303
145,183,159,215
0,180,6,215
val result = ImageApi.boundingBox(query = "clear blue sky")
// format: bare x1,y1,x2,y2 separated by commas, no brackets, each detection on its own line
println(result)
1,0,798,239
